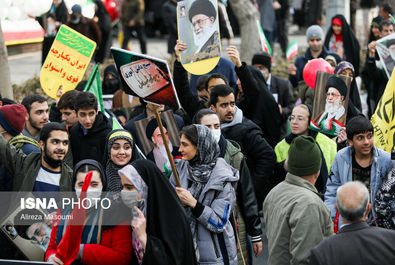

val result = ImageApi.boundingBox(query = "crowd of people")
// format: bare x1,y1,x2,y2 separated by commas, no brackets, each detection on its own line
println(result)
1,1,395,265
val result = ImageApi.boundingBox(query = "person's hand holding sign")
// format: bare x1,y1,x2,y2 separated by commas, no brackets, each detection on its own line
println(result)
226,46,242,68
175,40,187,62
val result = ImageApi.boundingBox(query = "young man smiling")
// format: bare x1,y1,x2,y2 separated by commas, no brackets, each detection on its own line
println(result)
69,91,112,166
0,122,73,192
325,115,392,228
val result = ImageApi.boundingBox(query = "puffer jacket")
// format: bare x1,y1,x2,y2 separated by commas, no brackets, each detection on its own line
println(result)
173,158,239,265
324,146,392,228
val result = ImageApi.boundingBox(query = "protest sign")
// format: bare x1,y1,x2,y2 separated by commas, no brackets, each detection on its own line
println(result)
40,25,96,99
311,71,351,136
111,48,180,110
177,0,221,75
371,68,395,152
376,33,395,79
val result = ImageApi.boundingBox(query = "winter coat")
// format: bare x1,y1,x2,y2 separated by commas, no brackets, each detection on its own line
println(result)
120,0,145,26
289,47,329,88
70,111,112,166
0,136,72,192
263,173,333,265
237,64,281,147
221,116,276,208
46,220,132,264
324,146,392,228
67,16,102,45
222,138,261,241
173,158,239,265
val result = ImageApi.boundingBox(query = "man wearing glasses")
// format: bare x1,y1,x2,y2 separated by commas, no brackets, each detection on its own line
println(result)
316,76,347,127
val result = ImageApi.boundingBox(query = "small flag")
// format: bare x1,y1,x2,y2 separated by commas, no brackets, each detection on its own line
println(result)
84,65,104,112
286,40,298,60
390,14,395,25
257,20,272,55
84,65,125,131
310,118,345,136
371,68,395,152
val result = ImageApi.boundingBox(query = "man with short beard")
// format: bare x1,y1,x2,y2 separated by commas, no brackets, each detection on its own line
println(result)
188,0,220,61
145,118,181,175
0,122,73,192
316,76,347,128
288,25,328,88
21,94,49,142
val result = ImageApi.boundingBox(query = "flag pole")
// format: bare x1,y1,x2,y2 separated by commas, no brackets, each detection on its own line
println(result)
153,105,181,187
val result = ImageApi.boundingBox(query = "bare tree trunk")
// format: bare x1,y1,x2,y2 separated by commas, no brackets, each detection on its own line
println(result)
0,20,13,99
229,0,261,63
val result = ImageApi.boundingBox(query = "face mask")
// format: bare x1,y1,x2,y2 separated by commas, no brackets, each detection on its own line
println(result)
211,129,221,143
121,190,139,209
104,78,120,90
75,188,102,208
260,70,269,80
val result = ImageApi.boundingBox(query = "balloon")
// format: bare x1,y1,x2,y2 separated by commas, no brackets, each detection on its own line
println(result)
303,58,334,89
8,6,22,21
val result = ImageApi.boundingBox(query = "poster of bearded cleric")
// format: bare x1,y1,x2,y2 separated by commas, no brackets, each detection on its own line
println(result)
134,111,182,176
0,197,51,261
178,0,221,64
311,72,352,136
376,33,395,79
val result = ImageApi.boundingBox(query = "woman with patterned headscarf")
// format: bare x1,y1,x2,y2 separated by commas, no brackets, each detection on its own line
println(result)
170,124,239,265
104,129,142,194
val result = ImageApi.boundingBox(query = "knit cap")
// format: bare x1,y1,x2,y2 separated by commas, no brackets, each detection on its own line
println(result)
288,135,322,176
0,104,27,136
306,25,324,41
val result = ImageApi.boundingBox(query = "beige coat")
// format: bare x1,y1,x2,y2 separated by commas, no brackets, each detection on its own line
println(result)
263,173,333,265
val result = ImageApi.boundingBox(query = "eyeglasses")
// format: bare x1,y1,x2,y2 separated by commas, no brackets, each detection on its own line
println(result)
288,116,306,123
192,18,210,28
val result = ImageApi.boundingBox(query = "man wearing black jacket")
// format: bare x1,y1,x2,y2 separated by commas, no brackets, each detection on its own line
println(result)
195,109,263,261
69,91,112,166
173,41,281,146
209,85,276,208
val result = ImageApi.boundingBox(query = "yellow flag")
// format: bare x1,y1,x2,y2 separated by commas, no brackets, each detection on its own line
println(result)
371,68,395,152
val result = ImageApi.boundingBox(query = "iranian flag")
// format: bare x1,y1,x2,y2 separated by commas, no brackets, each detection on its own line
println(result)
257,20,272,55
286,40,298,60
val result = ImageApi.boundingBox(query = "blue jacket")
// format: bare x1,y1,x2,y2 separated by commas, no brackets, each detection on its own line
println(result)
324,146,392,227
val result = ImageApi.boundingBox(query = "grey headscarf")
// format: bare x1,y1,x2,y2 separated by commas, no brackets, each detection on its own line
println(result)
185,124,220,259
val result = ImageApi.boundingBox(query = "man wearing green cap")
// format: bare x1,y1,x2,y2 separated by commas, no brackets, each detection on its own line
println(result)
263,135,333,265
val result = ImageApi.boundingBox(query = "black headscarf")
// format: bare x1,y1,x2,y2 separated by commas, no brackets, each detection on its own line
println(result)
102,64,121,95
131,159,197,265
73,159,107,191
324,14,361,76
368,16,384,44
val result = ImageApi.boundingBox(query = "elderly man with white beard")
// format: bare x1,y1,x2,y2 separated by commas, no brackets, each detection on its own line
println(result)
188,0,220,61
145,118,181,176
316,76,347,128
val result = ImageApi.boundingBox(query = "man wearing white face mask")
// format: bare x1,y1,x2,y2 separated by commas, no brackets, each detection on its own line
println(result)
195,109,263,263
252,51,295,138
